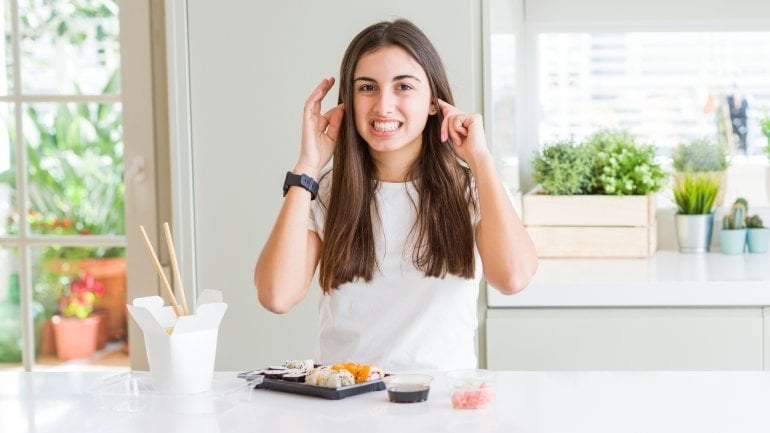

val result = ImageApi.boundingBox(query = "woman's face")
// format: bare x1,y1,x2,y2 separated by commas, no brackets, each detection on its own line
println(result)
352,45,433,159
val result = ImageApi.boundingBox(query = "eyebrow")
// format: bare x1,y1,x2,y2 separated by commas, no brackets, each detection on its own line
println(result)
353,74,422,83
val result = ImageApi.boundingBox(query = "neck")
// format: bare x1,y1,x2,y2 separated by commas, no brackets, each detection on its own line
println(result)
369,141,422,183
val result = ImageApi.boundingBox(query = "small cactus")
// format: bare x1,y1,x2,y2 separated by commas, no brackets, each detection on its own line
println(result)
747,214,765,229
723,198,748,230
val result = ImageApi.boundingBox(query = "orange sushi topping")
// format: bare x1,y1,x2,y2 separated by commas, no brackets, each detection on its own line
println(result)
331,362,372,384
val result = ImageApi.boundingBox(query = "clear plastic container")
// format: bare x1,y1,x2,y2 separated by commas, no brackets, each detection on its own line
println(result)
383,374,433,403
90,371,256,414
446,369,495,409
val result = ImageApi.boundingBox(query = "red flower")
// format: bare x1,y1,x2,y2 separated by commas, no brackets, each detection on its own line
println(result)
59,271,105,319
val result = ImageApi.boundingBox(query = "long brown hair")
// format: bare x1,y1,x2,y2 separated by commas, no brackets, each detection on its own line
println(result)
319,19,476,292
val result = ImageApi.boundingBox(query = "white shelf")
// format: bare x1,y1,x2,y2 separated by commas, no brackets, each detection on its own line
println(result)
488,250,770,307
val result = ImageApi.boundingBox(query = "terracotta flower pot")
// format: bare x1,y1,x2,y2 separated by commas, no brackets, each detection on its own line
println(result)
51,314,102,360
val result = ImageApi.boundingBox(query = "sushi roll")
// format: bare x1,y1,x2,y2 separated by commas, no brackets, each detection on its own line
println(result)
281,372,307,382
304,366,355,388
331,362,384,384
283,359,314,371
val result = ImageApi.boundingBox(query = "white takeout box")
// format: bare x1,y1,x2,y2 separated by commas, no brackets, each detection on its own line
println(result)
127,290,227,394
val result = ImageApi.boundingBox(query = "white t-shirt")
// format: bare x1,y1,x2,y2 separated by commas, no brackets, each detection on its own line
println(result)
308,178,482,373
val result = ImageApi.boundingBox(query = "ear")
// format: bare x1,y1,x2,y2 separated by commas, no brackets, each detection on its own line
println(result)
429,104,438,115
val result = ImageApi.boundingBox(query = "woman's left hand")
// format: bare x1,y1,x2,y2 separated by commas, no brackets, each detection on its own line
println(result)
438,99,490,166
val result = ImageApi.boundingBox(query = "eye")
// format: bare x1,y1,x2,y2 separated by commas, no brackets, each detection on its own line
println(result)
396,83,414,91
358,83,376,92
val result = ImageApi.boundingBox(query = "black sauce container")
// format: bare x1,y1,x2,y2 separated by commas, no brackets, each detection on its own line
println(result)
384,374,433,403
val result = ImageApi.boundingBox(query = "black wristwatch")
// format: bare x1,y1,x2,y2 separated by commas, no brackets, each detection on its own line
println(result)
283,171,319,200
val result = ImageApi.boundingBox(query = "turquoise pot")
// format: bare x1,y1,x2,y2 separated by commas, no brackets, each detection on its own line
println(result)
747,228,770,254
720,229,747,254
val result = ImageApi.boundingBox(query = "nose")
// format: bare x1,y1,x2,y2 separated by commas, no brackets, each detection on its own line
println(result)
373,89,395,116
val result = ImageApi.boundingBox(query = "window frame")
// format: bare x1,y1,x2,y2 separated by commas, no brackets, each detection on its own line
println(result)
0,0,166,371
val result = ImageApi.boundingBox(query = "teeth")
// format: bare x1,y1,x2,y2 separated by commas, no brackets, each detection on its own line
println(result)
373,121,400,132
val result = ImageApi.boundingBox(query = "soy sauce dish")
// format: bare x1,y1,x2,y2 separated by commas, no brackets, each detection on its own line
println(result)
384,374,433,403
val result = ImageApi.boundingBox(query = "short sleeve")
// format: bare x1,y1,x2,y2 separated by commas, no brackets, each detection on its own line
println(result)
308,174,331,240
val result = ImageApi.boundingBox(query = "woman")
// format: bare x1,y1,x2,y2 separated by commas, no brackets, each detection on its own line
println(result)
255,19,537,372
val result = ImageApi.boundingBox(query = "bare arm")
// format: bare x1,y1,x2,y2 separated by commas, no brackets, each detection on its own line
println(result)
254,185,322,313
438,100,538,294
471,154,538,294
254,77,343,313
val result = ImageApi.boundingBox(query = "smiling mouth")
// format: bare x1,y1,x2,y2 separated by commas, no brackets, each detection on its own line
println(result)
371,120,402,132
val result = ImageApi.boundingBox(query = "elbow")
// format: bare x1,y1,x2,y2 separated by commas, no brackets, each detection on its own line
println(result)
490,258,538,296
254,269,296,315
258,291,293,314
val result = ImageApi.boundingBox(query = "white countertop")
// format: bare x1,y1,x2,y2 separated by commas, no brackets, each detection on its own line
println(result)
4,370,770,433
488,250,770,307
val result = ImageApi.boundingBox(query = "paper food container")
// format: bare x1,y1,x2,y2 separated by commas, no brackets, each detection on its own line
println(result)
127,289,227,394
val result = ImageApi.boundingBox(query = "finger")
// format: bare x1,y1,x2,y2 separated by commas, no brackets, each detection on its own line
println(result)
323,103,345,143
304,77,336,116
449,127,462,147
453,116,468,137
437,98,455,114
438,99,460,142
440,114,449,142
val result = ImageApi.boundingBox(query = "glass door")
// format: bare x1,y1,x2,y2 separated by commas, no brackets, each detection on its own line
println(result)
0,0,126,371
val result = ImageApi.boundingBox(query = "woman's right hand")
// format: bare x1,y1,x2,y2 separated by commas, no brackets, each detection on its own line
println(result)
296,77,344,177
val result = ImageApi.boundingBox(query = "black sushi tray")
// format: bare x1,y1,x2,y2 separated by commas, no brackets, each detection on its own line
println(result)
238,371,386,400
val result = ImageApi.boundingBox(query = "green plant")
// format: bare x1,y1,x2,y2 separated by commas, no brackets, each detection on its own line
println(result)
747,214,764,229
532,138,593,195
58,272,104,319
0,72,124,260
672,173,720,215
585,129,667,196
723,198,748,230
672,137,728,172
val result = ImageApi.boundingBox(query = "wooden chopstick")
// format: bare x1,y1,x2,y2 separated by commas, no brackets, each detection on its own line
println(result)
139,225,182,316
163,222,190,315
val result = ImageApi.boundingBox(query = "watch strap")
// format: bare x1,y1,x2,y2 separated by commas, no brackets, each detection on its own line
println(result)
283,171,319,200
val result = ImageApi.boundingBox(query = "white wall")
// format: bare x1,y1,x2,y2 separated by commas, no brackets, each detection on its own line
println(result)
178,0,482,369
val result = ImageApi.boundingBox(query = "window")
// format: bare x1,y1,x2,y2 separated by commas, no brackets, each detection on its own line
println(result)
534,30,770,206
484,0,770,207
0,0,125,370
537,32,770,156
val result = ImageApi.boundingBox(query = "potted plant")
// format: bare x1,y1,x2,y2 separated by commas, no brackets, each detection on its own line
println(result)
672,137,729,206
532,138,593,195
524,129,667,257
746,214,769,254
585,129,667,196
673,173,720,253
720,198,748,254
50,272,105,360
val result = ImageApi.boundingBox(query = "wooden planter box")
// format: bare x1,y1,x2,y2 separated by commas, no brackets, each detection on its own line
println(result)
522,187,657,258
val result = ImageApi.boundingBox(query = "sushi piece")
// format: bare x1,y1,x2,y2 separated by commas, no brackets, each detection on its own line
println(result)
331,362,384,384
281,372,307,382
283,359,314,371
304,366,355,388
